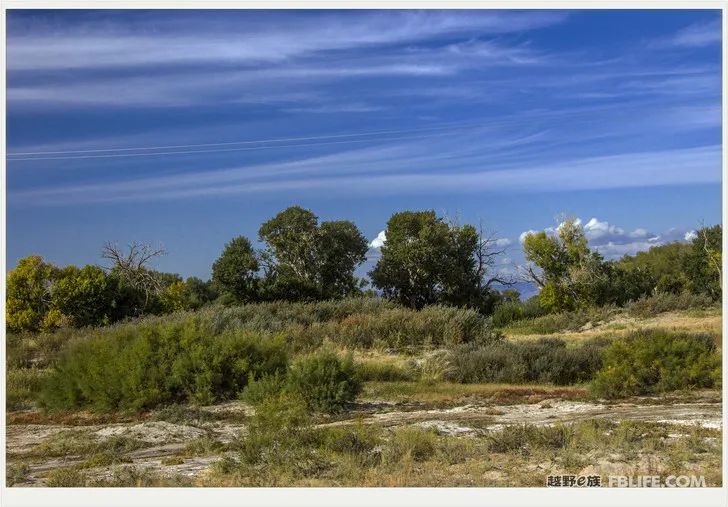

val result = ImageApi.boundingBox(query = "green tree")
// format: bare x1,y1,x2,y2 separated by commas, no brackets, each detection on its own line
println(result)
51,264,113,327
683,224,722,299
522,218,610,312
185,277,218,309
369,210,501,309
317,220,368,298
258,206,368,301
6,255,58,332
211,236,259,302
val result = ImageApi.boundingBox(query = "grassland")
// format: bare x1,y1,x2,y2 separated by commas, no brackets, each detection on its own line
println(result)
5,297,723,487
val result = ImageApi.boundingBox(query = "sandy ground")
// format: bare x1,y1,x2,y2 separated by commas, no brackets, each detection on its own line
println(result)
7,391,721,486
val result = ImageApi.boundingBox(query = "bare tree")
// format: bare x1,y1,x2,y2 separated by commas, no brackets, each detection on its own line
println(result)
698,221,722,294
101,241,167,311
475,220,515,291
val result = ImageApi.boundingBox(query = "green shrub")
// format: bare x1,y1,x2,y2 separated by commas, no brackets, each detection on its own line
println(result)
448,337,606,385
384,427,437,463
45,467,87,487
39,318,288,412
591,330,721,398
355,359,415,381
501,305,617,335
239,372,288,405
627,292,715,318
238,393,311,465
141,298,497,351
315,423,383,457
7,367,51,410
487,424,573,454
287,350,361,413
491,297,548,327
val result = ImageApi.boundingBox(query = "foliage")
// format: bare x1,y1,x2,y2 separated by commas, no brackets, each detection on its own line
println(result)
6,255,57,332
160,280,192,312
39,318,288,412
258,206,368,301
627,291,715,318
7,367,51,410
448,337,607,385
200,298,498,351
522,218,613,312
238,392,312,465
370,210,503,311
591,330,721,398
487,424,573,454
50,265,114,327
498,305,616,335
287,350,362,413
491,297,548,327
211,236,259,302
683,225,722,300
185,277,218,309
383,427,437,463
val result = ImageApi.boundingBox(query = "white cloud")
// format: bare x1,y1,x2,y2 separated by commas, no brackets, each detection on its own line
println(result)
7,11,566,71
583,217,624,240
9,141,721,206
652,19,722,49
495,238,512,247
684,230,698,241
519,230,539,244
369,230,386,249
520,216,701,260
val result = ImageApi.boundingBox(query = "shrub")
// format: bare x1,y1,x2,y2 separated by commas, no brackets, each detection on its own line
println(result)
384,427,437,463
501,305,617,335
239,372,288,405
39,318,288,412
491,297,548,328
287,350,361,413
591,330,721,398
355,358,415,382
627,292,715,319
203,299,498,351
7,367,51,410
45,467,87,487
487,424,573,454
238,393,311,465
448,337,607,385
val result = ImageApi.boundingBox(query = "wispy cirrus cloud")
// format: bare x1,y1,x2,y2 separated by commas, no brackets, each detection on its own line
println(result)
7,10,566,71
10,143,720,206
649,18,722,49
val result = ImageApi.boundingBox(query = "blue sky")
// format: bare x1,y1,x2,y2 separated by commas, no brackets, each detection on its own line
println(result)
6,9,722,283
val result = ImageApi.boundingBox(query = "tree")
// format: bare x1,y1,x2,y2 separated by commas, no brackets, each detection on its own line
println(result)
101,241,167,316
6,255,57,332
370,210,506,310
160,280,192,312
258,206,368,301
51,264,113,327
684,224,722,299
185,277,218,309
211,236,259,302
521,218,610,312
317,220,368,298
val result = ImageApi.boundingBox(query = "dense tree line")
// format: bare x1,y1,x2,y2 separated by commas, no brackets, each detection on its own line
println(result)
5,206,722,333
521,219,722,312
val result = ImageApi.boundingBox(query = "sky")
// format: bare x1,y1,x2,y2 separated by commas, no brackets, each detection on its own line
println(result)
5,9,723,285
